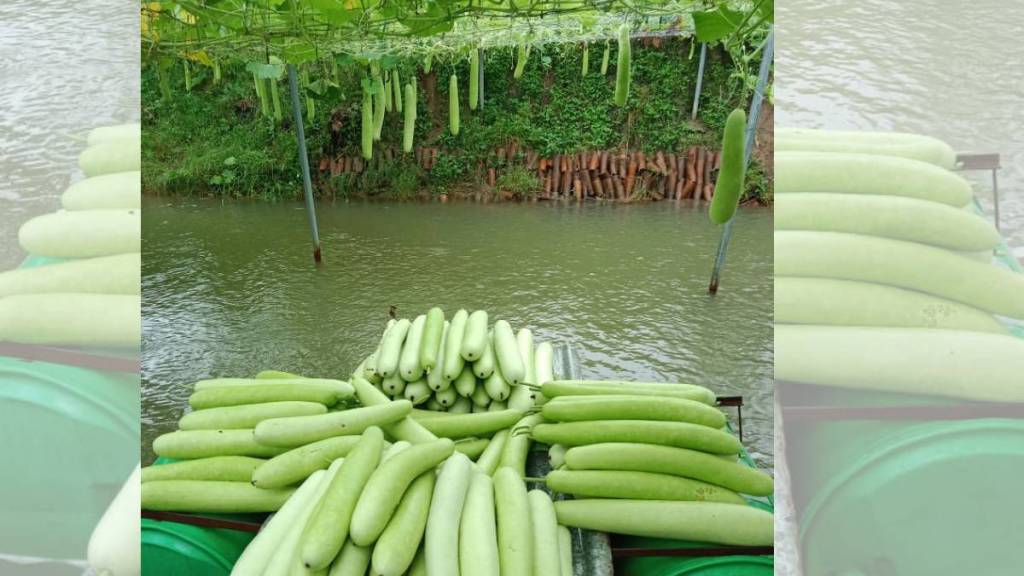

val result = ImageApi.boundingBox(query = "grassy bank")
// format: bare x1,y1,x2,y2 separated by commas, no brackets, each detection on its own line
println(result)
143,38,771,201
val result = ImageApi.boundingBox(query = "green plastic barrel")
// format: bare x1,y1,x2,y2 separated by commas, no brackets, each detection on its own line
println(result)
799,418,1024,575
142,518,255,576
0,356,138,560
782,382,964,514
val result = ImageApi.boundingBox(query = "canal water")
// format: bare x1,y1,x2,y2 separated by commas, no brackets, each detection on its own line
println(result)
141,200,774,468
0,0,139,269
776,0,1024,256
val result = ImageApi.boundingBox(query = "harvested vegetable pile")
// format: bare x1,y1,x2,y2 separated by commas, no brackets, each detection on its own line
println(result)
0,123,141,348
775,129,1024,400
142,308,774,574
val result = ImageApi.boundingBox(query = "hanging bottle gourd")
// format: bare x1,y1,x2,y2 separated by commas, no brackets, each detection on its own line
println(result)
469,50,480,110
270,77,283,123
302,67,314,124
403,82,416,153
513,43,529,79
372,64,385,140
708,109,747,224
361,85,374,160
393,69,402,114
183,60,192,92
213,59,222,85
601,40,610,75
157,60,173,103
252,72,270,117
384,73,393,113
614,24,631,106
581,42,589,76
449,73,460,136
424,54,433,74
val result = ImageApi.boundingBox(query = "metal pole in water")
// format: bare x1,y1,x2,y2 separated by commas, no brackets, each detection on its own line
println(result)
478,48,485,111
708,26,773,294
691,43,707,120
287,64,322,263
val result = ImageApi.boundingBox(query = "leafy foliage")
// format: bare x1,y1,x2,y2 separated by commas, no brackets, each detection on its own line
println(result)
143,37,769,201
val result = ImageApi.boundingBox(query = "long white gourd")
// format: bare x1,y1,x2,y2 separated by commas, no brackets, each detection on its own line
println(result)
0,293,141,347
775,277,1006,334
776,324,1024,402
62,171,141,210
775,152,971,206
19,209,141,258
775,128,957,168
79,139,142,177
87,464,141,576
0,253,140,297
87,123,141,146
775,231,1024,319
774,193,1000,251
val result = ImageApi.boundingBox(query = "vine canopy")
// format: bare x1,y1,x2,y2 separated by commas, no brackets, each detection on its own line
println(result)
142,0,772,65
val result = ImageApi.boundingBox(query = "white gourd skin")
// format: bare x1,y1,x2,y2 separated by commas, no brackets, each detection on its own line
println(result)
528,490,563,576
0,293,140,347
459,473,500,576
62,171,141,210
79,138,141,176
0,252,140,297
231,469,328,575
262,460,344,576
775,277,1007,334
776,230,1024,319
493,468,532,576
425,453,473,576
87,123,141,146
776,325,1024,402
775,151,972,206
775,127,957,168
554,500,773,546
88,464,141,576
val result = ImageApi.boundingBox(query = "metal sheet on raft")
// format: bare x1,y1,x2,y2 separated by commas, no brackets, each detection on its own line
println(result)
526,341,615,576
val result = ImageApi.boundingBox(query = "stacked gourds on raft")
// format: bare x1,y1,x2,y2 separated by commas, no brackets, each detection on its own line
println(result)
355,308,553,415
141,310,773,575
0,123,141,349
775,128,1024,401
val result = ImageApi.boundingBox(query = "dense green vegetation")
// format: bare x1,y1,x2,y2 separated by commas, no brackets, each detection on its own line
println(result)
142,38,769,201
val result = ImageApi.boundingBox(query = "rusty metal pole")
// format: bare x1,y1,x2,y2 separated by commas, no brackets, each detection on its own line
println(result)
287,64,322,263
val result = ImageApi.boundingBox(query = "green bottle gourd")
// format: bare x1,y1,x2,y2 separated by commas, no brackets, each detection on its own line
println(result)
469,51,480,110
600,41,610,75
449,73,460,136
403,82,417,153
614,24,631,106
708,109,747,224
581,42,589,76
361,87,374,160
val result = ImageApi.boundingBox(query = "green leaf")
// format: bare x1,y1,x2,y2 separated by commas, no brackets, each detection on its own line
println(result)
281,41,318,64
693,6,744,43
245,61,285,80
756,0,774,23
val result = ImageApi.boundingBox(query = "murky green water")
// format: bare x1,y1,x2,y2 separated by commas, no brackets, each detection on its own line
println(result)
142,199,774,467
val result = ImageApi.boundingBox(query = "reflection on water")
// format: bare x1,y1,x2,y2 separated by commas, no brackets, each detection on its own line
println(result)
777,0,1024,252
142,200,774,467
0,0,139,268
